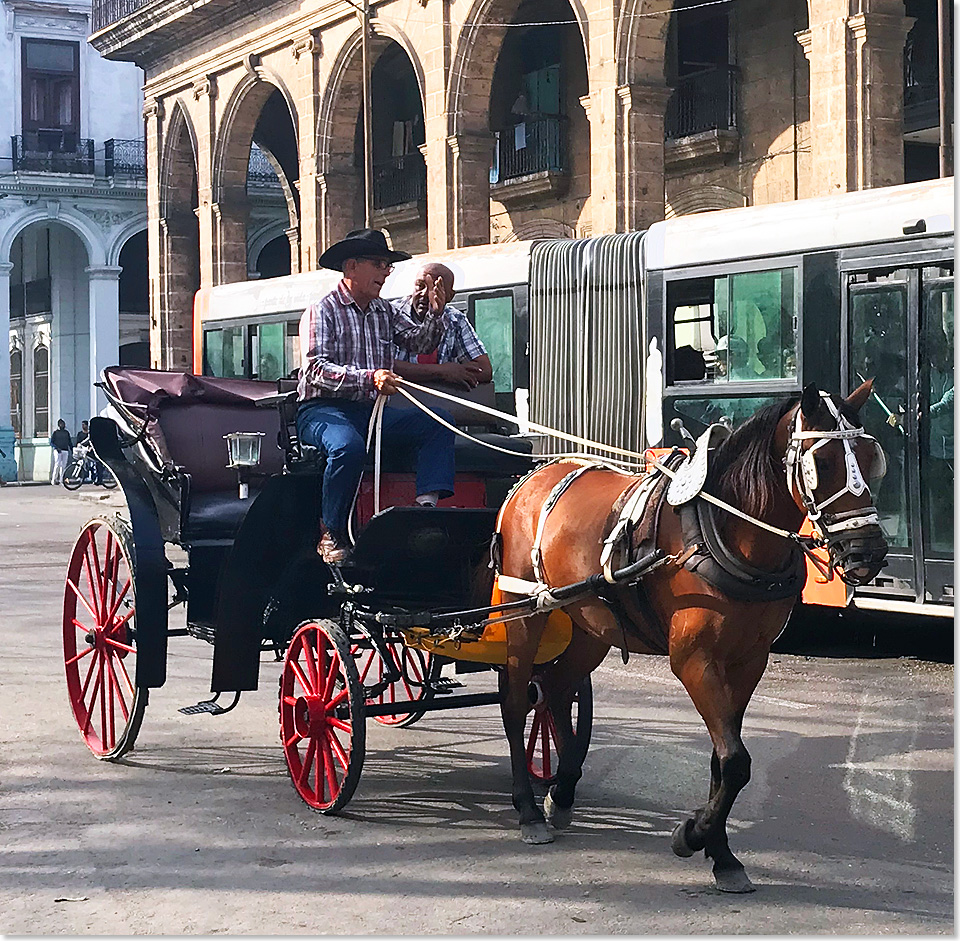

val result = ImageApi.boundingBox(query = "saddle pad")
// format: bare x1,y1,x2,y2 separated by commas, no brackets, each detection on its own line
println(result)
666,423,731,506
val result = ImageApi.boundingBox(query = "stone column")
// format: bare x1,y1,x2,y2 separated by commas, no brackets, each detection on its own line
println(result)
86,266,121,419
294,30,322,271
144,97,164,368
447,132,494,247
800,4,912,194
0,262,17,481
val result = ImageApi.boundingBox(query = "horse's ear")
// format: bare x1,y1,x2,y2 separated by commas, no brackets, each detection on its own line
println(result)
846,378,873,414
800,383,822,419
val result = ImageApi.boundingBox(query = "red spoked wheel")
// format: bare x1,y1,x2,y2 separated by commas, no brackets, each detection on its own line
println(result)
280,620,365,813
498,671,593,785
353,641,434,727
62,517,145,760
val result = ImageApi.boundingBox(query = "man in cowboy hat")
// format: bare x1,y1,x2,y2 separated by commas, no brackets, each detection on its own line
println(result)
297,228,456,564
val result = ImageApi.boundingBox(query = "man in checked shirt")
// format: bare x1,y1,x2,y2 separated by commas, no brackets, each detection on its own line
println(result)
297,229,455,564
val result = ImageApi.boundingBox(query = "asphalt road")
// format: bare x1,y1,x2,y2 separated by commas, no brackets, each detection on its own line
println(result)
0,485,953,934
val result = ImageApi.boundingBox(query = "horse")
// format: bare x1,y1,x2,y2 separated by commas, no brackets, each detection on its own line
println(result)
493,381,889,892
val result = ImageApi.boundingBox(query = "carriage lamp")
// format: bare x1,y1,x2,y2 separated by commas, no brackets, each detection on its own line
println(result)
224,432,264,499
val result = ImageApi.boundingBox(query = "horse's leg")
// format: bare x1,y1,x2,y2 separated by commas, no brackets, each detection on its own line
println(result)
539,626,609,830
671,651,769,893
501,612,553,844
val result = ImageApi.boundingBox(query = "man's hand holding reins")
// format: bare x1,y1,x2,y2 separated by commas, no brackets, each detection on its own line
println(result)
373,368,402,396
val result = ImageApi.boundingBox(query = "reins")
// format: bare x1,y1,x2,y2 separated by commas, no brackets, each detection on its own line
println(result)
386,378,823,554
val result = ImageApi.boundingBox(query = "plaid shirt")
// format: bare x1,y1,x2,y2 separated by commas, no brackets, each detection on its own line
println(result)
393,303,487,365
298,281,446,402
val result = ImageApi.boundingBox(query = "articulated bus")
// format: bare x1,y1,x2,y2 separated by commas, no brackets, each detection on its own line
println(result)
195,177,954,618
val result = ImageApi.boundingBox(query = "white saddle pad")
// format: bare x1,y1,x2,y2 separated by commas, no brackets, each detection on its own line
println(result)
666,423,731,506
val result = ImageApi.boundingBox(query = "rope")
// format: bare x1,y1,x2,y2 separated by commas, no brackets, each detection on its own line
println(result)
394,378,814,546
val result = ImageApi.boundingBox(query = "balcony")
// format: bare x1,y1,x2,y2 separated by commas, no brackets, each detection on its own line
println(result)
665,65,740,140
105,138,146,178
12,134,94,175
246,143,283,189
490,115,570,205
373,151,426,211
92,0,151,32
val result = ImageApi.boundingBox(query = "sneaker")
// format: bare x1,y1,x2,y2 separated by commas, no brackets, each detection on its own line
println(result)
317,530,351,565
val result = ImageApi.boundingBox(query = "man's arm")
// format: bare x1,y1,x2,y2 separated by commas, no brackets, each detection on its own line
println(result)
392,281,446,354
300,302,376,398
393,357,486,390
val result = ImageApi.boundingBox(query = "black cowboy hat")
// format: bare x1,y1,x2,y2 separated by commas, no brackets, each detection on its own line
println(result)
317,228,412,271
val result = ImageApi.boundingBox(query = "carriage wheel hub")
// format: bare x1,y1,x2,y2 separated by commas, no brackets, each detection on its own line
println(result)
294,695,328,737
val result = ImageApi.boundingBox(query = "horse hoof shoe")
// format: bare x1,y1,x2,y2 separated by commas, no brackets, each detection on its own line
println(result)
521,822,554,845
714,869,755,894
671,821,695,858
544,792,573,830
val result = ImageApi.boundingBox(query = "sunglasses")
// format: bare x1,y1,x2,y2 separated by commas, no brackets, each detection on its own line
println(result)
357,257,394,272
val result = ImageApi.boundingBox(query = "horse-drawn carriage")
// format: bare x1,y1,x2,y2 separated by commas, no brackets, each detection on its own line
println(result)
63,366,589,810
63,366,889,892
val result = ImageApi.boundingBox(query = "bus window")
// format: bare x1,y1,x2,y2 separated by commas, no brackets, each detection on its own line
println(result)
671,395,782,434
472,294,514,393
285,320,301,378
255,322,284,381
203,326,245,378
923,270,953,558
667,268,797,384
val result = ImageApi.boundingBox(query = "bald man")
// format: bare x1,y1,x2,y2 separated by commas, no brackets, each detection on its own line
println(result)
393,263,493,390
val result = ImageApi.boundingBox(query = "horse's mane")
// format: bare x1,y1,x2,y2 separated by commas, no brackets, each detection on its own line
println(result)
705,397,800,518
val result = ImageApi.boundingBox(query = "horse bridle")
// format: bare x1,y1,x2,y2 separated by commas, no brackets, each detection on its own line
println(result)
784,391,886,539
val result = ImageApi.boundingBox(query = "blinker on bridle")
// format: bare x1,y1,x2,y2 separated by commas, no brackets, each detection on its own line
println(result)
784,391,886,537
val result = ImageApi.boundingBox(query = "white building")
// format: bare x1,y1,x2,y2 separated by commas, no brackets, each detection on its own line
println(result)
0,0,288,481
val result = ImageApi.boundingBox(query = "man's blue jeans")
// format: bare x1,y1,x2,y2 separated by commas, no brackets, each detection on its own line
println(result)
296,398,456,539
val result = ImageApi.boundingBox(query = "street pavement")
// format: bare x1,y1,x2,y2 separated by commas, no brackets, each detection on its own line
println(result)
0,484,953,934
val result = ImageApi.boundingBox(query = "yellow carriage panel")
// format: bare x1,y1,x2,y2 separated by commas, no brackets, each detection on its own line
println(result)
402,578,573,665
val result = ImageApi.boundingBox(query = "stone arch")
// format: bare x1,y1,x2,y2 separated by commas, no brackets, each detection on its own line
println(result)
503,218,576,241
107,215,149,266
247,219,290,270
318,29,428,250
0,208,104,267
614,0,674,87
213,73,301,283
665,184,747,218
447,0,590,138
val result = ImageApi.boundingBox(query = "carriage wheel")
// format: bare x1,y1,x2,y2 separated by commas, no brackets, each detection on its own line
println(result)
62,517,145,759
353,640,434,728
280,620,365,813
498,671,593,785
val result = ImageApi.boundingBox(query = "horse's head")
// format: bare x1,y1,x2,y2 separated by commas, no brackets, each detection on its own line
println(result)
784,381,889,586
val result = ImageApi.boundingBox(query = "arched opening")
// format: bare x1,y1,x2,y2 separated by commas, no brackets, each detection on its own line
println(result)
322,36,427,253
255,233,293,279
159,106,200,369
8,220,91,478
217,83,299,284
487,0,589,241
118,230,150,367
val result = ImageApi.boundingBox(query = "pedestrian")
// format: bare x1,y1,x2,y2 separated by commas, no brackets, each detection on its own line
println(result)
296,228,456,565
74,420,102,484
50,420,72,486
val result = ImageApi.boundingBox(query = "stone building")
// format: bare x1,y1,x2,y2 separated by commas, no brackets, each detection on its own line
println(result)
85,0,950,374
0,0,290,481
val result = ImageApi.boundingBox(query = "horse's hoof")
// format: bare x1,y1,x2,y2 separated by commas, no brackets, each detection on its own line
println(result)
521,821,554,844
671,820,696,858
544,791,573,830
714,867,755,894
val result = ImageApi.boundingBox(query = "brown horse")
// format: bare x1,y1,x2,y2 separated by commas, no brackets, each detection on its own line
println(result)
494,382,888,892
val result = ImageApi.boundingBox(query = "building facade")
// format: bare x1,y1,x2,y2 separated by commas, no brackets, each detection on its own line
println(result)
86,0,950,376
0,0,291,481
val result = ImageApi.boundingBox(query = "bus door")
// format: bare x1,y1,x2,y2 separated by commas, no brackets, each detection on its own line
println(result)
844,262,954,605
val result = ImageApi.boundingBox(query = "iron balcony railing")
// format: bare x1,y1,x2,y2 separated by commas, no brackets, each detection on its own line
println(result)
92,0,151,32
373,151,427,209
105,138,146,178
12,134,95,174
493,115,569,183
665,65,740,140
247,143,282,187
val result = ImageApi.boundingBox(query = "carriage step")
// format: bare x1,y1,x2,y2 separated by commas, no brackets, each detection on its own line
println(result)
178,691,241,716
426,677,464,695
